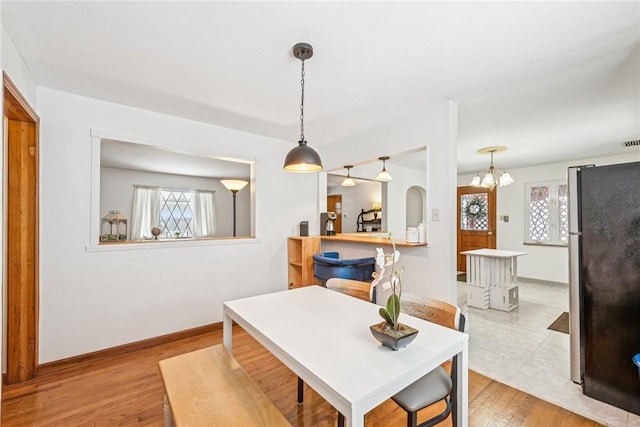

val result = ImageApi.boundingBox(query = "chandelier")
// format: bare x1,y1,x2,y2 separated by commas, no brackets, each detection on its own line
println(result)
470,146,514,190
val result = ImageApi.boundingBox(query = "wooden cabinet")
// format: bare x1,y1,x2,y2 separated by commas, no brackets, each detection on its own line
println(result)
287,236,321,288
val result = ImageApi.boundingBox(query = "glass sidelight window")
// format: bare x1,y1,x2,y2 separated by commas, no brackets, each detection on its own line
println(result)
525,180,568,244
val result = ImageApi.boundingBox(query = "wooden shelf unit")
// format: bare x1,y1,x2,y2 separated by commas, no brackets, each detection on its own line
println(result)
287,236,321,289
357,208,382,232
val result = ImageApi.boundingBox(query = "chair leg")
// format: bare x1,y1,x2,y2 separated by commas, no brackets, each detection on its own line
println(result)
297,376,304,405
451,397,457,427
408,410,417,427
338,412,345,427
407,411,418,427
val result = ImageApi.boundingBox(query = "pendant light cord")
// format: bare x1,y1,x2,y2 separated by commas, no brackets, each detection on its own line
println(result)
489,150,495,174
300,59,305,142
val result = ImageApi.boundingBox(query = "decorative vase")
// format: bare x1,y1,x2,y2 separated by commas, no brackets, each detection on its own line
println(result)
369,321,419,350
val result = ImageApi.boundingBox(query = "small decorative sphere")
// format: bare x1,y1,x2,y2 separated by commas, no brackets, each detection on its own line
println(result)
151,227,161,237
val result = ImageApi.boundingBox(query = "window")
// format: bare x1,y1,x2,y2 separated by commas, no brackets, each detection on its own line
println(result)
129,186,217,241
159,190,194,238
460,193,489,231
525,180,568,245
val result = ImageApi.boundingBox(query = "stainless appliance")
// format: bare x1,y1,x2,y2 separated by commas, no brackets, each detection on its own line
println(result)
320,212,337,236
325,212,337,236
568,162,640,415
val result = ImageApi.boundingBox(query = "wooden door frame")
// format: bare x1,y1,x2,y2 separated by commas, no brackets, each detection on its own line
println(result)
456,186,497,272
3,72,40,384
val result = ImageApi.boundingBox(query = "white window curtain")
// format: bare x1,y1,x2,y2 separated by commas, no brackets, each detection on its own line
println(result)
192,190,218,238
130,185,160,240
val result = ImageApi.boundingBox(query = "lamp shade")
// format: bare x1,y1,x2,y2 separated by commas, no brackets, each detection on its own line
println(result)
481,172,496,188
470,174,481,187
283,141,323,172
499,172,514,187
102,209,126,223
376,169,392,182
221,179,248,192
342,177,356,187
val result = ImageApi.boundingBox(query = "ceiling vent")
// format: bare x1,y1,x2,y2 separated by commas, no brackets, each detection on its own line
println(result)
623,140,640,147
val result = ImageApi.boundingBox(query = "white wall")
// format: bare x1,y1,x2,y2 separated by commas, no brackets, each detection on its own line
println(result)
100,167,250,238
37,88,319,363
1,26,37,108
321,102,458,303
328,180,381,233
458,151,639,283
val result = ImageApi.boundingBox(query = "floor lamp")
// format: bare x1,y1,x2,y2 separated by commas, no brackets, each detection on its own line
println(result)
220,180,248,237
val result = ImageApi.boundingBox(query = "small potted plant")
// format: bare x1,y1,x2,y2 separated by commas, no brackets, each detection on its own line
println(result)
369,233,418,350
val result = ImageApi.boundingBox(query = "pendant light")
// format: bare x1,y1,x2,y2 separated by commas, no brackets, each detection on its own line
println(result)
283,43,323,173
341,165,356,187
375,156,392,182
469,146,514,190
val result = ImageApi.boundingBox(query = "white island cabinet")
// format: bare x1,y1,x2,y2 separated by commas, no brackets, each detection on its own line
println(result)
461,249,527,311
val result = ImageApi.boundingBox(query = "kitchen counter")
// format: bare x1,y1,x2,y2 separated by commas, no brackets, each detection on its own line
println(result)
320,233,427,247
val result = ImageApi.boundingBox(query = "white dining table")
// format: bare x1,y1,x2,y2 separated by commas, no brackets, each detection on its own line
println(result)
223,285,468,427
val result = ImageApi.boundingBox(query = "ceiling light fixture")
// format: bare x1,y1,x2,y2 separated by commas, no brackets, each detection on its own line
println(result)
283,43,323,173
375,156,392,182
470,146,514,190
341,165,356,187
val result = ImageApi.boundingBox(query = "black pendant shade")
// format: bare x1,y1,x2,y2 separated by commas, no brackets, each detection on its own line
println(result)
284,140,323,172
283,42,323,173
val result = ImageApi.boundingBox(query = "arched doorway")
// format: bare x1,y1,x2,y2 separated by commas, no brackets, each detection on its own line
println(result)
405,185,426,228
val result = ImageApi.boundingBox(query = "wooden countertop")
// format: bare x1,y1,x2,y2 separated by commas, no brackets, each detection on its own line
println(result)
320,233,427,247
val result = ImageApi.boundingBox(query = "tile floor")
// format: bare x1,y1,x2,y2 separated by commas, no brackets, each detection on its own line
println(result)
457,278,640,427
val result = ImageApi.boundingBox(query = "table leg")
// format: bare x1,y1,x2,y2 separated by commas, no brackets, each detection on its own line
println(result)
457,339,469,426
223,309,232,351
163,394,174,427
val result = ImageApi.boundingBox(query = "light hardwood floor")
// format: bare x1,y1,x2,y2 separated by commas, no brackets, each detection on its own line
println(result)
1,325,602,426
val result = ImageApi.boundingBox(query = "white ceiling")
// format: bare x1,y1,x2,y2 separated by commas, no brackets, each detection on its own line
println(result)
2,1,639,174
101,139,250,179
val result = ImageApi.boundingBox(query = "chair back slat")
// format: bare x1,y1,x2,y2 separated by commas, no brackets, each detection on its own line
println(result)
400,293,461,331
325,278,374,303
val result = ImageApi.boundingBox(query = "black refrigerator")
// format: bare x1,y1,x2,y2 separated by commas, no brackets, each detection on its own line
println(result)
568,161,640,415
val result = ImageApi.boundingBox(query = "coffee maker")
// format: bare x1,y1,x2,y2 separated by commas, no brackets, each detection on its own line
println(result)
321,212,338,236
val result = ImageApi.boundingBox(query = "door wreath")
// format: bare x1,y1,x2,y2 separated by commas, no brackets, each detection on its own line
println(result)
465,196,487,221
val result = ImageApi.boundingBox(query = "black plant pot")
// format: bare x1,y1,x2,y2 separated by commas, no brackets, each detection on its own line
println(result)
369,322,419,350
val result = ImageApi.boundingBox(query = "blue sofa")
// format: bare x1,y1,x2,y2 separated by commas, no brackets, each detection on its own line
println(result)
312,252,376,284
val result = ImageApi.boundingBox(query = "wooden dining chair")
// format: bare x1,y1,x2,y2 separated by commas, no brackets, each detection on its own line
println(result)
391,293,466,427
334,293,465,427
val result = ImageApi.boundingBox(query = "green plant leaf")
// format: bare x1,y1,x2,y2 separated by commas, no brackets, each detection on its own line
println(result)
386,294,401,323
379,307,395,327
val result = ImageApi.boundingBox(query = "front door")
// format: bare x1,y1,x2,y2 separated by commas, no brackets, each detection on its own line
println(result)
457,186,496,272
327,194,342,233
